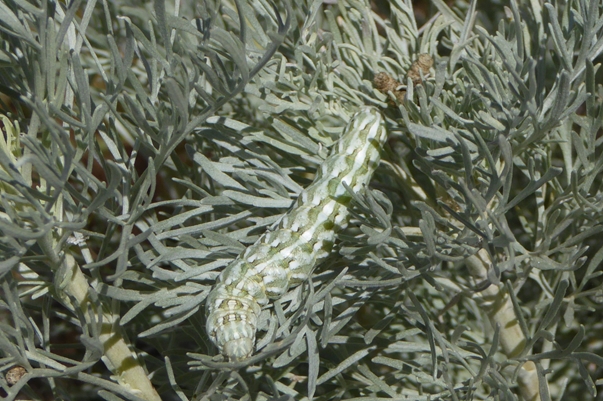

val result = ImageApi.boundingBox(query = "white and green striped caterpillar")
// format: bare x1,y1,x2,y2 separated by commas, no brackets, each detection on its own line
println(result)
205,106,387,360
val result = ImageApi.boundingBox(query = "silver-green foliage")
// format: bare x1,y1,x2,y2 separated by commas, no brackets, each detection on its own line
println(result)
0,0,603,400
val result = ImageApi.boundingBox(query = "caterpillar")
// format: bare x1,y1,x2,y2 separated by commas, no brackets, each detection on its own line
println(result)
205,106,387,360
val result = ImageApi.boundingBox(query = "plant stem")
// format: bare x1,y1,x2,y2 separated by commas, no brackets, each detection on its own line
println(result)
465,250,543,401
38,234,161,401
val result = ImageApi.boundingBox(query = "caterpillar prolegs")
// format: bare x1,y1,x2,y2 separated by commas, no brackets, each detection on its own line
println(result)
205,106,387,360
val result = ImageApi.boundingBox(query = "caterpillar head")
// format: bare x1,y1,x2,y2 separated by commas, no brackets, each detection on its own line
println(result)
215,320,255,360
206,292,260,361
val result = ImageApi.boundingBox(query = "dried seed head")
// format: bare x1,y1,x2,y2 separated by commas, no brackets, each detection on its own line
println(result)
374,54,434,105
5,366,26,385
374,72,405,103
407,53,434,85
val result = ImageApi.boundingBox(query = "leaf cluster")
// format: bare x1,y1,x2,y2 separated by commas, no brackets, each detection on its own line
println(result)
0,0,602,400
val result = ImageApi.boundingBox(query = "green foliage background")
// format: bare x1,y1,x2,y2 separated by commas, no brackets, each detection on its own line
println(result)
0,0,602,400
